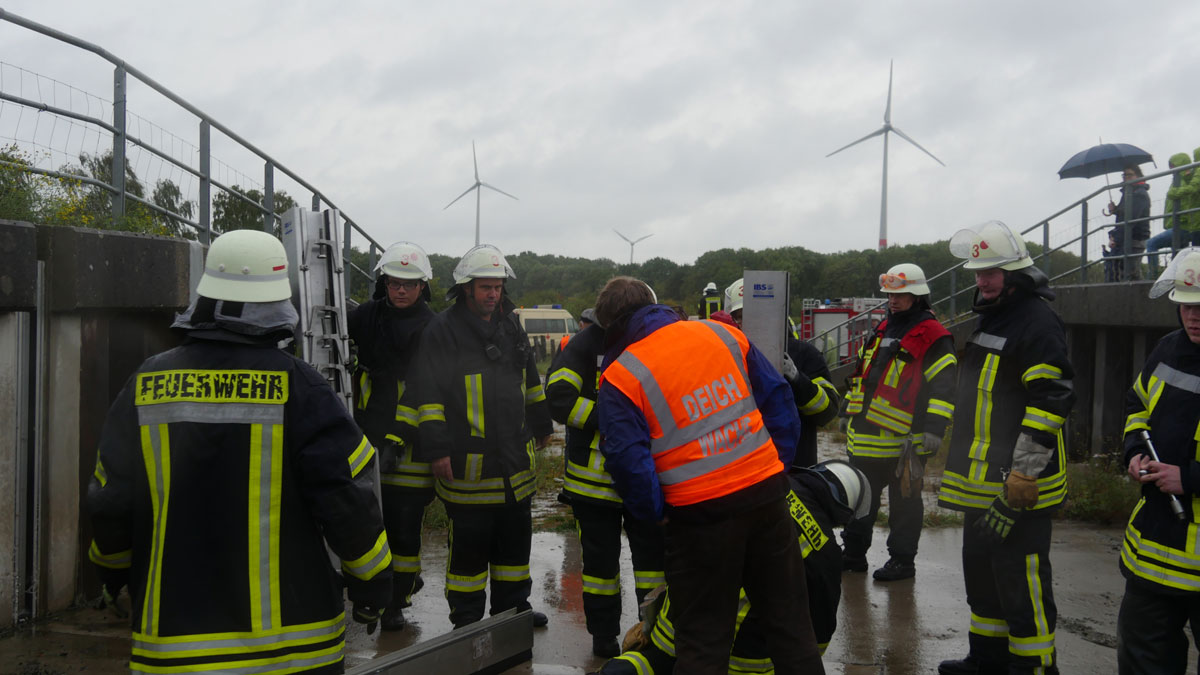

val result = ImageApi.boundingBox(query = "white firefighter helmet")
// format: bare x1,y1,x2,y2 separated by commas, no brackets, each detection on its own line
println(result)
452,244,516,285
375,241,432,281
879,263,931,296
1150,247,1200,304
196,230,292,303
816,459,871,521
703,282,717,293
949,220,1034,271
725,278,745,313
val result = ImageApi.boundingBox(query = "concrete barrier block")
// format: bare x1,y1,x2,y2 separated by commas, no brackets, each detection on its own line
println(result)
0,220,37,310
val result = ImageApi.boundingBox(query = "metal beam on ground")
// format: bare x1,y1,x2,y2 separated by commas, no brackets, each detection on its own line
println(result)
345,609,533,675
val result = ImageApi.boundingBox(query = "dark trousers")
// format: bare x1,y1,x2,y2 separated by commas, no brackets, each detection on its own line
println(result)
381,486,433,609
1117,579,1200,675
962,512,1056,674
443,500,533,627
572,501,665,638
665,495,824,675
842,454,924,563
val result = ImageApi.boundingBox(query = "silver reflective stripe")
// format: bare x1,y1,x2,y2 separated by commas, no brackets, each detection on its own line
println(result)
1152,362,1200,394
345,543,391,579
255,423,274,631
137,401,284,426
878,337,897,348
658,425,772,485
970,332,1008,351
132,620,343,653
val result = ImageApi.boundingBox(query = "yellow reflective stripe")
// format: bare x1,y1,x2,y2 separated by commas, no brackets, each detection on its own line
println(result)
1123,411,1151,435
135,370,288,405
788,490,829,554
525,383,546,404
357,371,370,410
882,359,903,388
864,397,914,434
248,423,284,632
446,571,487,593
491,564,530,583
563,476,622,503
938,470,1001,510
131,613,345,659
465,374,484,438
395,404,418,426
582,574,620,596
1009,632,1056,659
924,353,957,380
1122,501,1200,591
391,554,421,574
1021,553,1053,664
799,382,831,415
969,353,1001,466
970,612,1009,637
927,398,955,420
1022,406,1066,433
132,641,344,674
89,540,132,569
93,458,108,487
633,570,664,590
568,397,595,429
418,403,445,423
1021,363,1063,386
846,422,908,458
1145,375,1167,417
140,423,171,637
342,530,391,581
612,651,653,675
347,437,375,478
548,367,583,390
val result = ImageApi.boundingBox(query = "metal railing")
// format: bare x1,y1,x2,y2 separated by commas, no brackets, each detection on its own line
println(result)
0,8,387,291
812,160,1200,367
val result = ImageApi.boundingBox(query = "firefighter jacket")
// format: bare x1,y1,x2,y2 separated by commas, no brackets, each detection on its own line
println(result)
598,305,801,523
348,296,435,491
1120,329,1200,594
937,288,1074,514
547,323,622,508
86,331,391,675
844,309,957,459
411,297,552,506
786,335,840,467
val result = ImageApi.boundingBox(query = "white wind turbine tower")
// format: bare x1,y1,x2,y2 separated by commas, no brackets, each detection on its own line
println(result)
614,229,653,264
826,60,944,251
444,141,519,246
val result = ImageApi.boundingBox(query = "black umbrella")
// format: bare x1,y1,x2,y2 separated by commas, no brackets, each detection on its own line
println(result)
1057,143,1155,179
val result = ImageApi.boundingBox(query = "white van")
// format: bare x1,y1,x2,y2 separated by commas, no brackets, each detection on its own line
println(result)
514,305,578,360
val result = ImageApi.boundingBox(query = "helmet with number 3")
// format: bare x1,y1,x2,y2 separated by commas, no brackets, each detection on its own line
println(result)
1151,247,1200,304
949,220,1034,271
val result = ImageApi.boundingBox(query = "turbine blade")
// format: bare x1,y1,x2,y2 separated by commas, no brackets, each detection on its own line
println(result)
480,181,519,201
826,128,887,157
613,228,633,244
884,59,894,124
634,234,653,244
472,140,479,181
890,126,945,166
444,183,479,210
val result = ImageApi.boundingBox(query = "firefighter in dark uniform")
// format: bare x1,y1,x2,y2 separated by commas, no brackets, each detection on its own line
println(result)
839,263,957,581
594,460,870,675
547,307,664,658
87,230,391,675
937,221,1075,675
724,277,841,468
1118,247,1200,675
347,241,435,631
700,281,722,319
410,244,554,628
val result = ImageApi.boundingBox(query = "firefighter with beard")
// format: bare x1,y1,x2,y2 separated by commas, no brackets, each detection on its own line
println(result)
410,244,554,628
1118,248,1200,674
936,221,1074,675
725,278,841,469
839,263,957,582
87,230,391,674
547,307,665,658
347,242,435,631
592,460,870,675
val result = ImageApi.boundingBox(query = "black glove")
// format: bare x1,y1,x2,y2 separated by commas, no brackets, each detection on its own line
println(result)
973,495,1020,546
353,603,384,635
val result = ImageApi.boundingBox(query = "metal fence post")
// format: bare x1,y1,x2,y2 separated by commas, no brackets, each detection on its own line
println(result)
111,65,126,223
263,162,275,233
1041,221,1051,279
343,218,353,281
1080,201,1089,283
199,120,211,246
949,267,957,318
367,243,377,278
312,194,320,212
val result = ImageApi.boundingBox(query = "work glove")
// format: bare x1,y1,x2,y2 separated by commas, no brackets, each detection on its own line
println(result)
896,438,924,498
1007,433,1051,509
922,431,942,457
353,603,385,635
780,352,799,383
974,495,1020,546
96,567,129,620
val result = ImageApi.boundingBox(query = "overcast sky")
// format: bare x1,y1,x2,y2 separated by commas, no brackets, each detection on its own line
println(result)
2,1,1197,267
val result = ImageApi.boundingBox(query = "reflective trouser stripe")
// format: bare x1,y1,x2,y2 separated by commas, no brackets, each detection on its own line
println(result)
446,571,488,593
391,554,420,574
970,612,1009,638
89,540,132,569
634,570,665,591
612,651,654,675
491,564,531,583
582,574,620,596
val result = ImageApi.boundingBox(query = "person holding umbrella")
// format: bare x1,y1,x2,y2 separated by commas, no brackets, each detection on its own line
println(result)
1104,165,1152,280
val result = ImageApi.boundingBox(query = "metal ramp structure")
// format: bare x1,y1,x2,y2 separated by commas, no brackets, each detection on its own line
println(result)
346,610,534,675
281,206,354,411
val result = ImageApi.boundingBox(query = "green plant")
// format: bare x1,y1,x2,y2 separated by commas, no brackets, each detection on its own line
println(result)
1057,459,1140,525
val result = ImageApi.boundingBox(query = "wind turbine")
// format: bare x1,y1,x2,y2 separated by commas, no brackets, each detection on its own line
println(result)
444,141,519,246
826,60,944,251
614,229,653,264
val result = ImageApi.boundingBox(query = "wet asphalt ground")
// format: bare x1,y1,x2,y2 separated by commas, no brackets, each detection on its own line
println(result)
4,431,1197,673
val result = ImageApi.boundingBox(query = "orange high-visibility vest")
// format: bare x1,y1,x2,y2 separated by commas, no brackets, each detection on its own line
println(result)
601,320,783,506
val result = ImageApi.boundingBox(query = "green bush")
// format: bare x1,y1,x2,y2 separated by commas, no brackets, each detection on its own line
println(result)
1058,459,1140,525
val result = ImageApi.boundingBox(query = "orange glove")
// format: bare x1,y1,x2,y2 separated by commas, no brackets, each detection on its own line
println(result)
1004,470,1039,509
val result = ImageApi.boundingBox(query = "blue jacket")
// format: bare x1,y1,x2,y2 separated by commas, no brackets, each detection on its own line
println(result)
597,305,802,522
